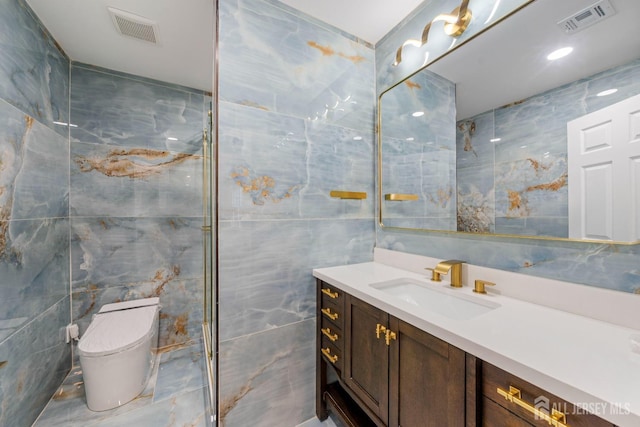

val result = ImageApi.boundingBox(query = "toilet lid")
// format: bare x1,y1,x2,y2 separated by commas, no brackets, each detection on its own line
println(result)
77,305,158,357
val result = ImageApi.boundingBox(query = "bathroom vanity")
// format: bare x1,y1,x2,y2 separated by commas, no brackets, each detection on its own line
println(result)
313,249,640,427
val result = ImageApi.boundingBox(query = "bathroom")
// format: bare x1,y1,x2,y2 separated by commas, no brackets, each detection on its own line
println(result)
0,0,639,425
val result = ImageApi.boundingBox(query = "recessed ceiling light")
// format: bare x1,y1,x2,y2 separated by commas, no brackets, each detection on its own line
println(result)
490,138,501,143
406,137,415,141
412,111,425,117
167,137,178,141
547,47,573,61
353,136,363,141
597,88,618,97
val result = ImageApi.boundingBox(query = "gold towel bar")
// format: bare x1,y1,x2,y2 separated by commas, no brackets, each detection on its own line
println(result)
385,193,419,201
330,190,367,200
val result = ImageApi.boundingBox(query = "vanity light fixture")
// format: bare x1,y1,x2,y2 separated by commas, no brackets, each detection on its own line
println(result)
412,111,425,117
597,88,618,97
547,46,573,61
392,0,472,66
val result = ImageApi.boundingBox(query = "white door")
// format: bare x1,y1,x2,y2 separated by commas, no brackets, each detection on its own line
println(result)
567,93,640,243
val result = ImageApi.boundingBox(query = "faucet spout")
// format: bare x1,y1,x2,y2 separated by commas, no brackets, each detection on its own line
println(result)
434,260,465,287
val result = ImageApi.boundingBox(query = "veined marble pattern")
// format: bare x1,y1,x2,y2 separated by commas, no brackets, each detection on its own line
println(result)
0,0,69,137
457,59,640,238
380,68,456,228
219,102,374,220
70,65,206,153
0,99,69,222
33,341,208,427
70,217,203,348
70,141,202,217
219,218,374,341
375,0,532,92
377,230,640,293
219,319,316,427
219,0,374,131
0,298,70,427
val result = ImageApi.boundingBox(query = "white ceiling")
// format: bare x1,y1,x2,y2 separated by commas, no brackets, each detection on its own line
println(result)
277,0,426,44
24,0,425,92
427,0,640,119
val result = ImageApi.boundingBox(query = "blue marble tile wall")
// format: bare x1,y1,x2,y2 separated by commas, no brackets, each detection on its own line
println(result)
375,0,640,294
69,63,207,353
0,0,71,425
380,69,456,230
457,59,640,238
218,0,375,425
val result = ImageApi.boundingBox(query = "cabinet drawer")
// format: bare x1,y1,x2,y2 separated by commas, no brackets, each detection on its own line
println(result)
320,322,342,348
320,302,343,329
482,361,614,427
321,337,343,373
320,283,343,306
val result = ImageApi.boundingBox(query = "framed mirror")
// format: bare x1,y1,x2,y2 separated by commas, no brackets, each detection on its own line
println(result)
379,0,640,244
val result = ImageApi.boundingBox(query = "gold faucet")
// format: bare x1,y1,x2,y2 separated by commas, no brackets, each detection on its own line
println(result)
433,260,466,287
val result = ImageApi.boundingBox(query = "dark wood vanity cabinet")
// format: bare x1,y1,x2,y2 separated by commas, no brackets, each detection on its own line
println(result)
317,279,465,426
468,357,616,427
317,280,617,427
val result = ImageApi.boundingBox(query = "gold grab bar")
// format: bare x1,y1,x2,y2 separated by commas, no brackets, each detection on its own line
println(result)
321,347,338,364
330,190,367,200
321,288,339,299
321,327,339,342
497,386,569,427
384,193,419,201
321,307,339,321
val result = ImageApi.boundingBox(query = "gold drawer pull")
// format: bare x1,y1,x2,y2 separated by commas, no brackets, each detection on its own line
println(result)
497,386,569,427
321,327,339,342
321,307,339,321
321,288,339,299
375,323,387,339
321,347,339,364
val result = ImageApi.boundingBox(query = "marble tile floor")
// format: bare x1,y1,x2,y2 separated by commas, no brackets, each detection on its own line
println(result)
33,342,209,427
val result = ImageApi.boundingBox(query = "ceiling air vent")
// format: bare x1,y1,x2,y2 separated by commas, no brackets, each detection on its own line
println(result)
108,7,160,44
557,0,616,34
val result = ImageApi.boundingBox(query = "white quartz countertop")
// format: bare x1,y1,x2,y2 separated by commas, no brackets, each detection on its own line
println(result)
313,261,640,426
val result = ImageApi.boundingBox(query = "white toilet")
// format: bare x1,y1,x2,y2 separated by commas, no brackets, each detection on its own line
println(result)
77,297,160,411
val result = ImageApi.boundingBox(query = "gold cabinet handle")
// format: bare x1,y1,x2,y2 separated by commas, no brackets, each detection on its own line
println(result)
321,307,339,321
321,347,339,364
376,323,387,339
497,386,569,427
385,330,397,346
321,327,339,342
321,288,339,299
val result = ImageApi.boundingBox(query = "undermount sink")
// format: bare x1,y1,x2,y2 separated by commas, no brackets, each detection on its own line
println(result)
370,278,500,320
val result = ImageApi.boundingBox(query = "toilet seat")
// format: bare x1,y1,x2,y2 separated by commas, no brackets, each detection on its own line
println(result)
78,298,159,358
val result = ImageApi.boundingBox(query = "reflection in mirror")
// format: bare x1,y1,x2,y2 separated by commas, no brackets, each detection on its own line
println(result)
379,0,640,243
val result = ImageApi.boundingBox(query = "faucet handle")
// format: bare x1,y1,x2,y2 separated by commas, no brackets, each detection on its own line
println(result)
425,267,442,282
473,279,495,294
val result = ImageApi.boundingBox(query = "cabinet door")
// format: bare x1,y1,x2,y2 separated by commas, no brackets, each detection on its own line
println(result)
388,318,466,427
344,295,389,423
